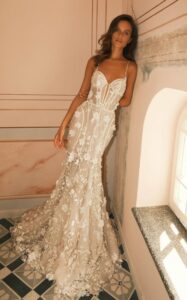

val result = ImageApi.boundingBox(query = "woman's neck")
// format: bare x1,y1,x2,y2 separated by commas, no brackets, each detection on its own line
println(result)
110,47,124,60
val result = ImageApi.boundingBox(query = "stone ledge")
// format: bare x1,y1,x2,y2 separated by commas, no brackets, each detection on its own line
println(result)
132,205,187,300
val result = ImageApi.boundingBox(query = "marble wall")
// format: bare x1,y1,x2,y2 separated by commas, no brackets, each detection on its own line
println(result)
0,140,65,198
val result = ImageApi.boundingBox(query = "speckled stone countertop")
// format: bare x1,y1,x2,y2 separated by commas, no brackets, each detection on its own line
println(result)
132,205,187,300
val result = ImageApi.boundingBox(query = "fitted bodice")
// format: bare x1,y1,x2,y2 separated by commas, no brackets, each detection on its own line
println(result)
87,69,127,111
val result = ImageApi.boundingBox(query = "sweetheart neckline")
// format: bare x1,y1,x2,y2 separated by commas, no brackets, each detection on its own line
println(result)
93,69,127,85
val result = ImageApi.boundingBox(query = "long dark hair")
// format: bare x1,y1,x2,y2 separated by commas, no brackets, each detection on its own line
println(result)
93,14,138,66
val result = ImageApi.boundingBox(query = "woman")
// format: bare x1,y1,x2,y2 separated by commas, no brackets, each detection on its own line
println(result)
10,14,138,299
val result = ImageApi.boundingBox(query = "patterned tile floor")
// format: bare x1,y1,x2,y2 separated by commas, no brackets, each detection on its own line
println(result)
0,214,139,300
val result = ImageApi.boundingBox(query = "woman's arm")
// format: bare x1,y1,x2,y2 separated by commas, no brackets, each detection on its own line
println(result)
119,61,137,107
54,56,96,149
59,56,96,129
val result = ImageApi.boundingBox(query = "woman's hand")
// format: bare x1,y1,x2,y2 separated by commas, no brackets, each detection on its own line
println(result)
119,98,128,107
53,126,68,149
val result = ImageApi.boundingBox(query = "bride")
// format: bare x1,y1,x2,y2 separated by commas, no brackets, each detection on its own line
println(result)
10,13,138,299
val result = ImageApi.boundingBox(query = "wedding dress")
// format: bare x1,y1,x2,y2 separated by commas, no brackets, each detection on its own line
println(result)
10,61,129,299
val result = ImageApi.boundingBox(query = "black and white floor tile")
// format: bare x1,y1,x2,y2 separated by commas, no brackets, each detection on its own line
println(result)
0,215,139,300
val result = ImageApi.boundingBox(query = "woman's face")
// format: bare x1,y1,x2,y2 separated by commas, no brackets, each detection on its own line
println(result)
111,20,132,49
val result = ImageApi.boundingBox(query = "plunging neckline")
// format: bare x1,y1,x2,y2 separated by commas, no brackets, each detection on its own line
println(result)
95,69,127,85
93,68,127,85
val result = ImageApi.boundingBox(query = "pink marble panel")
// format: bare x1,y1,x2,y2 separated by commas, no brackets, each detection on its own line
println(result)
0,141,66,198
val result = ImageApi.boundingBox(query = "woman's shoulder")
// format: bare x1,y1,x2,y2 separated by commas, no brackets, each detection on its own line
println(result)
87,56,97,66
127,60,137,69
83,56,97,71
83,56,97,74
84,56,97,73
126,60,137,76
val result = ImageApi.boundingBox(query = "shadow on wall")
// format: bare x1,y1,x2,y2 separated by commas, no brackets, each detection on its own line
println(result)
138,25,187,80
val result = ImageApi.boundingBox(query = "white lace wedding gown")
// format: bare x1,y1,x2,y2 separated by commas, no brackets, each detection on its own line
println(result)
10,63,128,299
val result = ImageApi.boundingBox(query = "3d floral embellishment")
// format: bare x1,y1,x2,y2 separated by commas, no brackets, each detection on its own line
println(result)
88,200,92,206
27,251,36,262
91,112,99,122
46,273,54,280
75,122,81,128
83,153,91,161
62,204,68,212
16,236,24,242
74,111,81,118
50,190,56,199
69,129,75,137
79,138,84,145
40,228,46,236
74,159,79,165
68,152,75,162
104,115,110,123
70,189,75,196
65,177,71,187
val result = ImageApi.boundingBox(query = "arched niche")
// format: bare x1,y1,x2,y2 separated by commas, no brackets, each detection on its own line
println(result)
136,88,187,207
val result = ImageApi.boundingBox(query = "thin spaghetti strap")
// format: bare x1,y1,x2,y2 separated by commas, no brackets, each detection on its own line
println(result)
125,61,130,77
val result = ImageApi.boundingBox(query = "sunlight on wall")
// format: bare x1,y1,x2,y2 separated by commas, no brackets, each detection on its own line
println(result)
170,106,187,229
154,219,187,299
163,247,187,299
